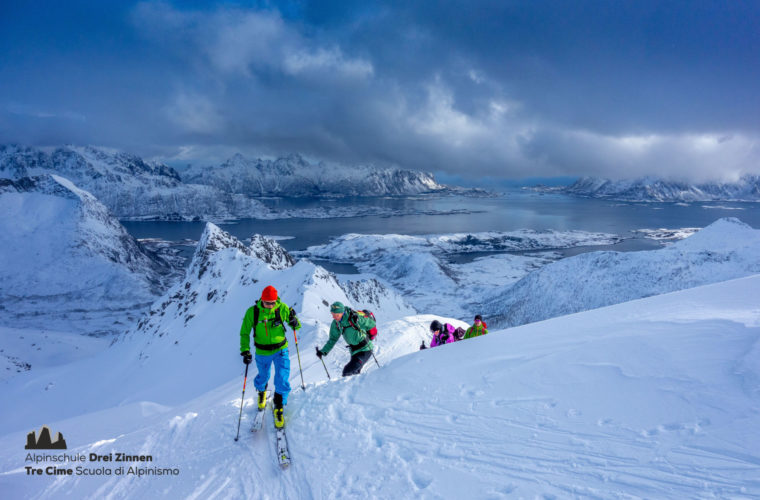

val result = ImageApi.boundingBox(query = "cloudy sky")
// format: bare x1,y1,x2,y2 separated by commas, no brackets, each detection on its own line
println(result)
1,1,758,182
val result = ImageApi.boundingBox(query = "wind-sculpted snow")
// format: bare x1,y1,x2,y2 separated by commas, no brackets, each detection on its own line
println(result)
1,276,758,498
184,152,446,197
552,175,760,202
486,218,760,328
0,175,177,338
298,229,622,317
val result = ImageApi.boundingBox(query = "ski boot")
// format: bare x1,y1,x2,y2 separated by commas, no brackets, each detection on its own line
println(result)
257,391,267,410
273,393,285,429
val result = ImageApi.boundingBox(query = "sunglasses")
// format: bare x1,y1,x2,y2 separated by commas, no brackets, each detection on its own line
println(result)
262,300,277,306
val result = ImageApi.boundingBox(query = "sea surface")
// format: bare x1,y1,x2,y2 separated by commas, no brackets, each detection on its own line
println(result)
123,191,760,271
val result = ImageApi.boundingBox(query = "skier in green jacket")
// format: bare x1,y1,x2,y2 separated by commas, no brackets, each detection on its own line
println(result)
239,285,300,428
315,301,375,377
463,314,488,339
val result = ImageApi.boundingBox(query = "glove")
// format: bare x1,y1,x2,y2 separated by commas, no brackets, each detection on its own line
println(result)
287,314,298,329
315,346,324,359
420,341,427,350
241,350,252,365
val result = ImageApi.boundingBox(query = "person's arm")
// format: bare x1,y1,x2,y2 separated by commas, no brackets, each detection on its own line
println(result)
239,307,255,352
281,304,301,330
320,321,341,355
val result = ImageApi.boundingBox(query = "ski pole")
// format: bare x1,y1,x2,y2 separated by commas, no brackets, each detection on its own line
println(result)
371,350,381,368
291,326,306,391
234,363,249,442
320,355,331,380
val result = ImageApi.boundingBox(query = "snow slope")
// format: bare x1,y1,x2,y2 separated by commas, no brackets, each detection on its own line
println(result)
0,175,176,337
1,274,758,498
0,223,415,432
487,217,760,328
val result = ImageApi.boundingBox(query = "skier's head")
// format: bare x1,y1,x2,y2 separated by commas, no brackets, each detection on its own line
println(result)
330,301,345,320
474,315,482,324
429,320,442,334
261,286,278,307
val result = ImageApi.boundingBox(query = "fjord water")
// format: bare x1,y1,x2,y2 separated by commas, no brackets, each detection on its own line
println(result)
122,191,760,253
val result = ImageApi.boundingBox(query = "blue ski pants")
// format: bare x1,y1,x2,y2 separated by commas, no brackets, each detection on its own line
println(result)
253,348,291,405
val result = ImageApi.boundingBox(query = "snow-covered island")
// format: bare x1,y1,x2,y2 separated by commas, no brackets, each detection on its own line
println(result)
537,175,760,202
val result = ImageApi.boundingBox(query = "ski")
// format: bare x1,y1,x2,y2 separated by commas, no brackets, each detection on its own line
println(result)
250,392,271,433
250,404,266,432
272,406,291,469
275,426,291,469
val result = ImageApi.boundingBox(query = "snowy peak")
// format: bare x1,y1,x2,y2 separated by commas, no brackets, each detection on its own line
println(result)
0,173,80,199
0,174,175,335
184,152,446,197
188,223,252,280
248,234,296,270
0,144,268,220
672,217,760,251
338,277,416,318
559,175,760,202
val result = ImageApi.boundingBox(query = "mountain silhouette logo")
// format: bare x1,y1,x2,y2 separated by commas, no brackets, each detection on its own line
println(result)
25,426,67,450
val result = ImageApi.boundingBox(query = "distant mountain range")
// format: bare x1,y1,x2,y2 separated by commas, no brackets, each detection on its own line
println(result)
0,145,466,220
542,176,760,202
184,152,446,197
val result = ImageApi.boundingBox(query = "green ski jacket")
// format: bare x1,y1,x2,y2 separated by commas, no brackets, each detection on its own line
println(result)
240,299,300,356
464,323,488,339
321,309,374,355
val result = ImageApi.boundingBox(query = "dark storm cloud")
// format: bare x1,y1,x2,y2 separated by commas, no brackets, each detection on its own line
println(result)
1,0,758,181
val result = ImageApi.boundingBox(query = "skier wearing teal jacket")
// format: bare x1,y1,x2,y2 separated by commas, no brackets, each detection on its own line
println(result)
315,301,375,377
239,285,300,428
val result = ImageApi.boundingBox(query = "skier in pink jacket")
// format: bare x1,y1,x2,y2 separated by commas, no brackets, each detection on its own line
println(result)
420,320,458,349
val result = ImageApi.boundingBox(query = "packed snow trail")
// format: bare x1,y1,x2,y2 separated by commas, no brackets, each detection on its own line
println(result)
1,275,759,498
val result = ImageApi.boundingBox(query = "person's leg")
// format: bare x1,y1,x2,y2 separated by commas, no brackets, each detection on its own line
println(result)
272,348,291,405
342,350,372,377
253,352,274,392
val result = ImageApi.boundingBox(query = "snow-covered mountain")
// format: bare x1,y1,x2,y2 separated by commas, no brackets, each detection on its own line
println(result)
1,270,758,498
555,175,760,202
0,145,268,220
0,175,177,339
184,152,446,197
299,229,623,318
485,217,760,328
0,222,418,430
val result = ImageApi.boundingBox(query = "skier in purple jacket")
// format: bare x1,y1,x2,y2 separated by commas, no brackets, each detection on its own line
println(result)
420,320,458,349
